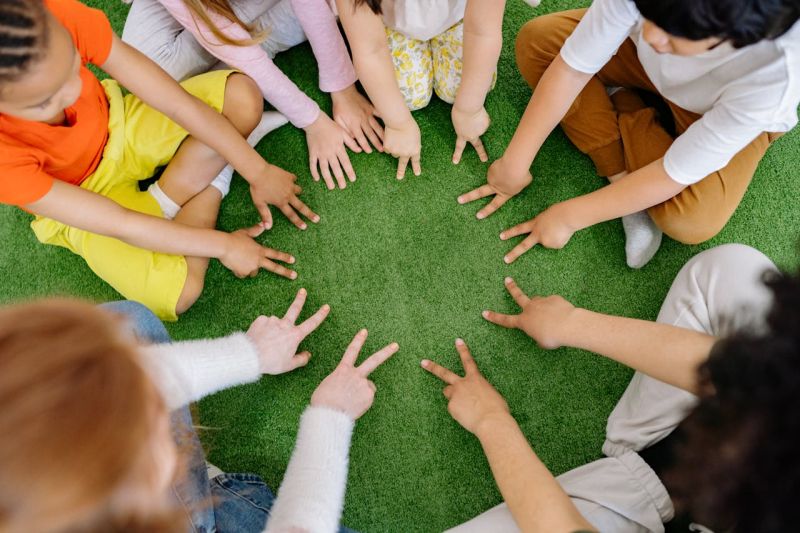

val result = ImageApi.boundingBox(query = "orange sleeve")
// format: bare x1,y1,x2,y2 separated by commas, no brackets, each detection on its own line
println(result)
0,152,55,206
45,0,114,66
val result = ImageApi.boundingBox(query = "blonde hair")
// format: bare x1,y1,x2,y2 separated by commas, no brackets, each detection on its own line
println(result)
182,0,267,46
0,300,183,533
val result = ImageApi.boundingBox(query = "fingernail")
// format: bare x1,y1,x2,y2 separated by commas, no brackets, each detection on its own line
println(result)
300,224,307,230
322,304,330,311
455,338,465,346
360,328,368,335
504,256,511,264
265,222,272,230
313,216,320,223
420,359,429,367
482,310,489,318
457,197,464,204
299,287,306,294
391,342,399,350
290,257,296,264
505,277,513,284
291,272,298,280
476,213,485,220
500,233,506,240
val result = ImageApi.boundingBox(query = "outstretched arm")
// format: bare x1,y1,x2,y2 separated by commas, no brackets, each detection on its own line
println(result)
483,278,717,393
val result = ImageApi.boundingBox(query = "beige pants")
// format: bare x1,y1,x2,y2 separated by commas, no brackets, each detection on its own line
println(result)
448,243,777,533
515,10,781,245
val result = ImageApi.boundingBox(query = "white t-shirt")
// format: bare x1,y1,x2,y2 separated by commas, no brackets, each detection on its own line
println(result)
560,0,800,185
380,0,466,41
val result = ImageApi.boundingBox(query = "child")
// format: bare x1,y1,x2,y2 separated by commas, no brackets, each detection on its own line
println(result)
426,244,798,532
0,292,398,532
0,0,318,321
123,0,385,190
459,0,800,268
336,0,510,179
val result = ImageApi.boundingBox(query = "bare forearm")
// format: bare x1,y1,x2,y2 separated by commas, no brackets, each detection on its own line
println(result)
564,160,686,231
454,1,505,112
116,209,230,258
477,413,595,532
503,55,591,174
564,309,715,393
354,49,413,127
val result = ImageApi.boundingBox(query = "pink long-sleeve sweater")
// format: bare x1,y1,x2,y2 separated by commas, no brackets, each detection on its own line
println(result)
159,0,357,128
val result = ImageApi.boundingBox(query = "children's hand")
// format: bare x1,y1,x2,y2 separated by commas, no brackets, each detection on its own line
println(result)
311,329,399,420
451,105,490,164
305,112,358,190
249,164,319,230
221,224,297,279
384,118,422,180
246,288,331,375
458,157,532,219
482,278,577,350
421,339,510,436
332,85,385,154
500,203,578,263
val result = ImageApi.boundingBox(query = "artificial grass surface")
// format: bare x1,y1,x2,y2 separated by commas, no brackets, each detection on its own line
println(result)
2,1,799,531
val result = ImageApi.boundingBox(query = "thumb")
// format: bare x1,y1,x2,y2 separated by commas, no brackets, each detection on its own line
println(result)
244,223,266,238
258,204,273,230
291,351,312,370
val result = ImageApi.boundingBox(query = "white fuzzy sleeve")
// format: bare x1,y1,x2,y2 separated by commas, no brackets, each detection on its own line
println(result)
140,333,262,410
265,406,355,533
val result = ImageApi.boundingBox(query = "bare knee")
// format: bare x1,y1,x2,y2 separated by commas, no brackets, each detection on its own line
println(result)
222,73,263,136
175,272,205,315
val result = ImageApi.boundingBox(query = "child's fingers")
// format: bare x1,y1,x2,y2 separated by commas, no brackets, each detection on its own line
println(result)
457,184,493,205
297,304,331,337
453,137,467,164
264,247,295,264
504,277,530,307
327,157,347,190
309,157,321,183
411,155,422,176
259,258,297,280
343,132,362,153
500,220,533,241
357,342,400,376
476,194,508,220
454,338,479,375
243,223,266,238
482,310,518,329
504,234,538,264
257,205,273,230
341,329,368,367
396,157,409,180
353,127,372,154
369,117,385,142
290,351,312,370
290,197,319,224
338,150,357,183
420,359,460,385
471,138,489,162
320,163,335,190
283,287,307,323
280,204,308,230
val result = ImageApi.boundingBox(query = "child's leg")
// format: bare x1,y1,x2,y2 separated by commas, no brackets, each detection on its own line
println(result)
230,0,308,59
156,73,263,207
430,22,463,104
121,0,216,81
386,28,434,111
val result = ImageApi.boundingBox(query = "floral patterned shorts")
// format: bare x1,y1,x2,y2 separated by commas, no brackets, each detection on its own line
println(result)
386,22,496,111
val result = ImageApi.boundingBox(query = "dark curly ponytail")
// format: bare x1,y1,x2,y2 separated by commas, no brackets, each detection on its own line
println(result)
0,0,48,84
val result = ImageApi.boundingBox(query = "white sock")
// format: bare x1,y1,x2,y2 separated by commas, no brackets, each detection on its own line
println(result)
210,111,288,198
622,211,663,269
147,182,180,220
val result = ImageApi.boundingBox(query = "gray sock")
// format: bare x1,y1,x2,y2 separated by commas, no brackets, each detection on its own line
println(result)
622,211,663,269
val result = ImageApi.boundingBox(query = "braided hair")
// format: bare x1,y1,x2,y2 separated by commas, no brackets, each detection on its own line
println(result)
0,0,48,84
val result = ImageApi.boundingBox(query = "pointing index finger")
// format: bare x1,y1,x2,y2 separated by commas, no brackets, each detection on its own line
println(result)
455,338,479,375
340,329,368,367
420,359,460,385
504,277,530,307
357,342,400,376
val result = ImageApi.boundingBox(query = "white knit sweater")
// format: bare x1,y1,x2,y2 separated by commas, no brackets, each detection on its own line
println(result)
141,336,354,533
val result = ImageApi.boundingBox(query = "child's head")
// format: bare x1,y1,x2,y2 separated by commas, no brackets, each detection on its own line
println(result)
0,300,182,533
667,269,800,532
353,0,382,15
633,0,799,55
0,0,82,122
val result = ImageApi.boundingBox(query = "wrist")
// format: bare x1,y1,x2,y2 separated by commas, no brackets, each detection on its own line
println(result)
556,197,594,232
331,84,358,101
562,308,593,350
474,410,516,441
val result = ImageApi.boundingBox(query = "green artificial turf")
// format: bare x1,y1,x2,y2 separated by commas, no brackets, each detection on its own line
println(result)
2,1,799,531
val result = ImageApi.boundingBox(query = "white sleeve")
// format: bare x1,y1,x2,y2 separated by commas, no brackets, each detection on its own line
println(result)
265,406,355,533
663,105,765,185
140,333,262,410
560,0,639,74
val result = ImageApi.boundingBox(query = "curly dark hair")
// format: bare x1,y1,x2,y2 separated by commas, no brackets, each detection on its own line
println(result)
632,0,800,48
665,269,800,532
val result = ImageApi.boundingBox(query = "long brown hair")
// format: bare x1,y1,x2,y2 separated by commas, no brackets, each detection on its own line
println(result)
0,300,183,533
182,0,267,46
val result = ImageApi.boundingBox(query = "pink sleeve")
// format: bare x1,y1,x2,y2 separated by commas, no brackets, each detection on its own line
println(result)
158,0,320,128
289,0,357,93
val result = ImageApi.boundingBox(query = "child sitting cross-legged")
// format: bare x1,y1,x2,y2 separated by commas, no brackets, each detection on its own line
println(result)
0,0,319,321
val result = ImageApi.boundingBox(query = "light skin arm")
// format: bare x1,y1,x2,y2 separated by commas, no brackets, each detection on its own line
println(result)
483,277,716,394
26,181,297,279
100,35,317,229
422,340,595,532
458,55,591,218
450,0,506,164
336,0,421,179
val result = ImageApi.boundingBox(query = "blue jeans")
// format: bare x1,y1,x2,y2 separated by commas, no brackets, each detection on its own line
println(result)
102,302,278,533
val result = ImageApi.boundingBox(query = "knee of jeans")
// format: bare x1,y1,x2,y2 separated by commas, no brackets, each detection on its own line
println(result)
101,301,171,343
514,16,565,86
